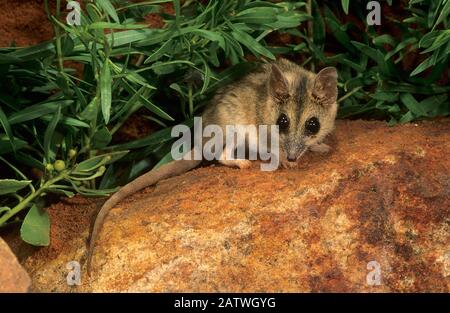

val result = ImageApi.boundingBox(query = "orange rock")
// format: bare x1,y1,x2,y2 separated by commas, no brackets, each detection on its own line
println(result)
23,119,450,292
0,238,31,292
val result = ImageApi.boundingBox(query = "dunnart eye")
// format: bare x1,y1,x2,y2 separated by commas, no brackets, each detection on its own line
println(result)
305,117,320,135
277,113,290,132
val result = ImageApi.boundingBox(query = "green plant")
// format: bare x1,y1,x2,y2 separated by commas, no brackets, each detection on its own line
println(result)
0,0,448,245
295,0,449,123
0,0,306,244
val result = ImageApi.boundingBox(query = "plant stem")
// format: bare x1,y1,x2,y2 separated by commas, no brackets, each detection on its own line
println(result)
338,86,363,103
43,0,50,18
188,83,194,117
54,0,65,73
0,172,67,226
0,156,35,193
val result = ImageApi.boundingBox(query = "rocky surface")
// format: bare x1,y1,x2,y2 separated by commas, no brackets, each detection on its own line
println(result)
0,238,31,292
19,119,450,292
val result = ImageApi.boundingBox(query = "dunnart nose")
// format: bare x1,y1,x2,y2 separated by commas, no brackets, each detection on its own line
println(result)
287,155,296,162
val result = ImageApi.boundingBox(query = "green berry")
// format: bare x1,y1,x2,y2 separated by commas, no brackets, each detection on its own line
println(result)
54,160,66,172
68,149,77,159
45,163,54,171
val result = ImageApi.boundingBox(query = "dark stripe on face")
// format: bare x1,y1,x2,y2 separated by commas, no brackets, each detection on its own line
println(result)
295,74,308,122
256,81,269,124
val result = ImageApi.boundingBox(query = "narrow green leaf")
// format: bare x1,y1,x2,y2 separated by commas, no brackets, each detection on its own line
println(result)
43,105,61,164
312,0,325,46
80,97,99,122
191,29,226,50
399,111,415,124
173,0,181,27
107,126,177,151
0,106,15,152
89,22,147,30
97,0,120,24
341,0,350,14
108,29,155,47
144,39,174,64
371,91,399,102
153,150,174,170
410,56,433,76
325,17,355,53
231,29,275,60
233,7,278,24
75,151,128,172
0,179,32,195
101,61,112,124
8,101,72,125
372,34,396,46
385,37,417,60
140,96,175,121
7,40,54,61
433,0,450,29
400,93,426,116
420,94,449,116
0,136,27,155
93,127,112,149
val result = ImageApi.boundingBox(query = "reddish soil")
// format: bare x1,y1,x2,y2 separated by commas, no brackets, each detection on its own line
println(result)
0,1,175,47
0,0,54,47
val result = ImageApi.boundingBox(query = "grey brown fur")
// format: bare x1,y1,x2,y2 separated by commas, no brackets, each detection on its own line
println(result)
86,58,338,274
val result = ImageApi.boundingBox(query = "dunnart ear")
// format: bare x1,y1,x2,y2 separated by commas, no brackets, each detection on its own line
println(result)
269,63,289,100
312,67,338,106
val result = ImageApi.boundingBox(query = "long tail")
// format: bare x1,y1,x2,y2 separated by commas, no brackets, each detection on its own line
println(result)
86,158,201,274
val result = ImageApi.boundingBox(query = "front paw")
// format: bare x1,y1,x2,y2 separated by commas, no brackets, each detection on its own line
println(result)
309,143,331,153
219,159,252,169
280,160,298,169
